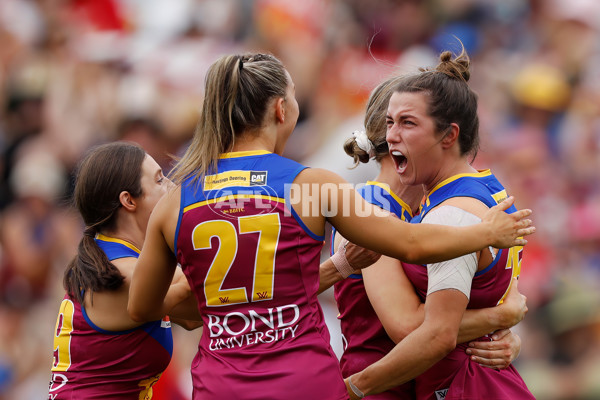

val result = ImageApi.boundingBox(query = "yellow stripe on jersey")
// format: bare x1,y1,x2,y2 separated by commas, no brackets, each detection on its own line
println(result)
95,233,141,254
219,150,272,159
183,194,286,213
423,169,492,208
366,181,414,217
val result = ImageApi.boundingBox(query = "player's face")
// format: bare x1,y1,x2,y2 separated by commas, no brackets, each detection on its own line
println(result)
136,154,171,233
386,91,445,189
275,70,299,154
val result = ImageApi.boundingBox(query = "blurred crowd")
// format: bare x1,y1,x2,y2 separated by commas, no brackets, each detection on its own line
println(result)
1,0,600,399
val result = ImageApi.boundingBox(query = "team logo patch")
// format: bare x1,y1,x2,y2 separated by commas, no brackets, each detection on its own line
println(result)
435,388,449,400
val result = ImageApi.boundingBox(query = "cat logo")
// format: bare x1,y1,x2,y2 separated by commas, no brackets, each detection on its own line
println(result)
250,171,267,186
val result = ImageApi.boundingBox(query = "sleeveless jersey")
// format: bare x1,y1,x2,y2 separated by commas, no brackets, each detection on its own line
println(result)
401,170,534,400
333,181,415,399
175,150,347,400
48,235,173,400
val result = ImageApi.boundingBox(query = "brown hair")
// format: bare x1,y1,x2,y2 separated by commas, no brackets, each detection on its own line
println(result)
64,142,146,303
344,75,405,166
170,53,288,184
393,47,480,159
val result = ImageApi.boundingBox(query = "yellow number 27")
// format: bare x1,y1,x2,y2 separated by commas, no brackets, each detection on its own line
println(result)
192,213,281,307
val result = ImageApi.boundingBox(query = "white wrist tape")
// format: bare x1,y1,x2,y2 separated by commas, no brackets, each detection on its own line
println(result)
348,376,365,399
331,240,355,278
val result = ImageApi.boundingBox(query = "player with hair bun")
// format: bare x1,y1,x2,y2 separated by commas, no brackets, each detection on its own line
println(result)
345,48,535,400
335,74,529,399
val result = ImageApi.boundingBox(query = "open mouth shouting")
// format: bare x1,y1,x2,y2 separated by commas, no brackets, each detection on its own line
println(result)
391,150,408,174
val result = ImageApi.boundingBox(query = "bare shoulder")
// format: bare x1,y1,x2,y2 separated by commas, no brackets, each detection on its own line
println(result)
435,197,490,219
294,167,346,185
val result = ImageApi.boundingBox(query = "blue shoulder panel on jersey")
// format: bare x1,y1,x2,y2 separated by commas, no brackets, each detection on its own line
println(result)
414,171,516,223
95,236,140,261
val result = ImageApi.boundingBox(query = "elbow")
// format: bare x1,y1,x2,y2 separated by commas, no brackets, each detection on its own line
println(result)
401,237,427,264
432,327,458,355
421,320,458,355
128,303,149,323
437,335,457,355
386,321,421,344
402,247,422,264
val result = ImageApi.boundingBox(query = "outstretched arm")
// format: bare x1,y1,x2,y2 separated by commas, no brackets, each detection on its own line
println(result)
291,169,534,265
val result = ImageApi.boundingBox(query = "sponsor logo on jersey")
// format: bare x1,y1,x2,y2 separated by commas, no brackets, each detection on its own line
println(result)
204,170,268,190
161,320,171,328
249,171,267,186
435,388,449,400
207,303,300,350
491,189,508,204
48,373,68,397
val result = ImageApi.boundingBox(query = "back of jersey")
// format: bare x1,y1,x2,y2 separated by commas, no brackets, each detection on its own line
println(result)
175,151,347,400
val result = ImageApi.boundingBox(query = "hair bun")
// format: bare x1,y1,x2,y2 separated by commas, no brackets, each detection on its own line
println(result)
436,49,471,82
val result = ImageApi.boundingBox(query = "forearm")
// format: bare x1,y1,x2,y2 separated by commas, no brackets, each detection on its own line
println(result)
363,256,425,343
333,212,492,265
351,322,454,395
318,258,344,295
457,307,502,344
163,285,200,320
351,290,467,396
401,222,492,264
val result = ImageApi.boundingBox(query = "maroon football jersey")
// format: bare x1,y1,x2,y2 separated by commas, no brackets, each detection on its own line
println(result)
175,151,347,400
48,295,172,399
402,171,533,400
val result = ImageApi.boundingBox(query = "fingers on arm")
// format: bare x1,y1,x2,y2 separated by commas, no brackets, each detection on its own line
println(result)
493,196,515,211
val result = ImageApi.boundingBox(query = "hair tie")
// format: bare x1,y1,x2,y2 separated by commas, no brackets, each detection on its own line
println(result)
352,130,375,158
238,56,244,71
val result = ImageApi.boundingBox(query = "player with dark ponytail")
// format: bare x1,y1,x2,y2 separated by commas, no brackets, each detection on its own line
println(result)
49,142,197,399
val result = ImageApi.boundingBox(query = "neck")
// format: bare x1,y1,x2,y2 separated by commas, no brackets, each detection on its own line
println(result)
231,128,277,153
102,211,145,251
424,156,477,194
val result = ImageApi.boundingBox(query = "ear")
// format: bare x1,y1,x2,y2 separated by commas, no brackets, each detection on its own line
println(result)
275,97,285,124
440,123,460,149
119,191,137,212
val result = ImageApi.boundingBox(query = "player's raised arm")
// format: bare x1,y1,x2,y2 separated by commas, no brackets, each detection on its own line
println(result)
290,168,533,264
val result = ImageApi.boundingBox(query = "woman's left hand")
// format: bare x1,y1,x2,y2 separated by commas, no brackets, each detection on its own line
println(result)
465,329,521,370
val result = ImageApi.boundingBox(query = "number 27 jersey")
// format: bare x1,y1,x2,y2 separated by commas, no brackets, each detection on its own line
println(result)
175,150,347,400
